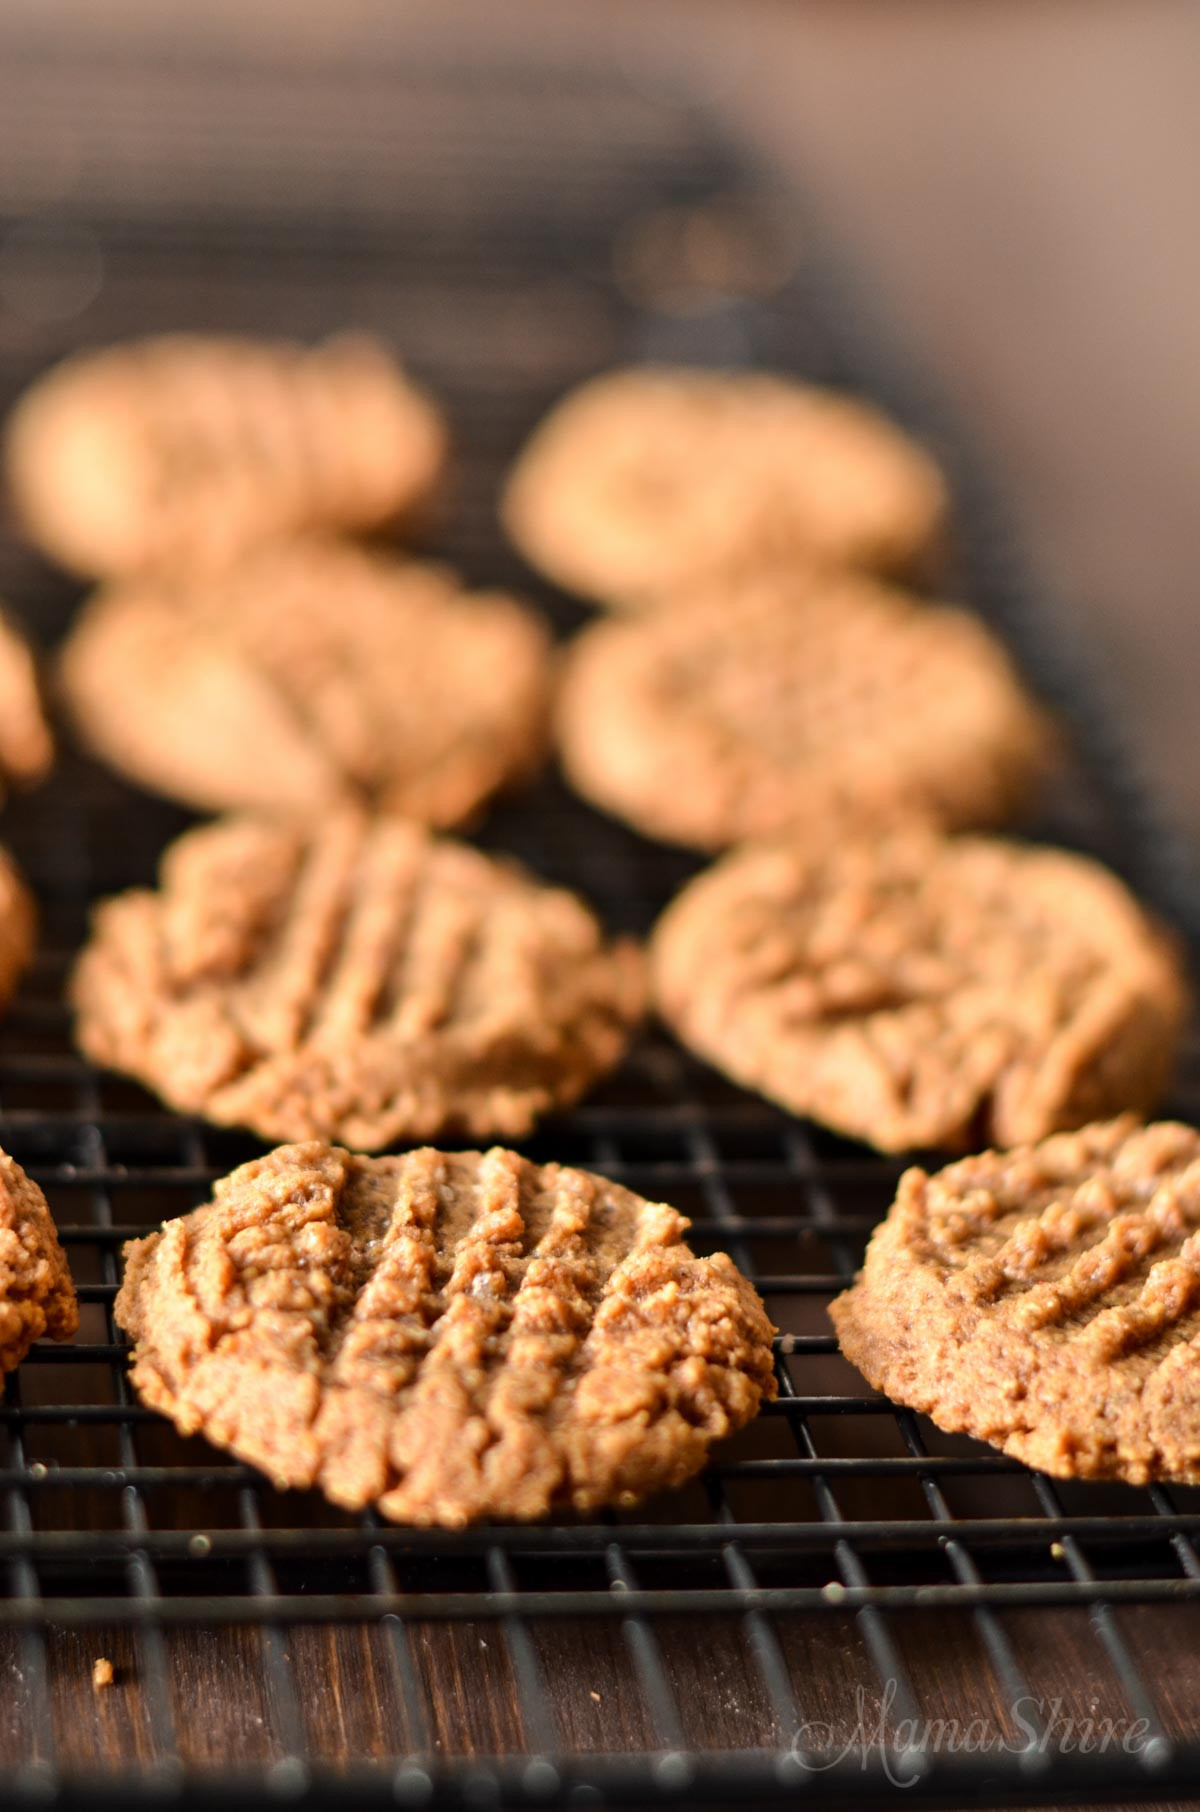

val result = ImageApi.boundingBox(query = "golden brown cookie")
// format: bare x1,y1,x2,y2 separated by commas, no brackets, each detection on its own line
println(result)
832,1118,1200,1484
0,848,36,1020
73,811,645,1149
557,572,1052,849
0,609,52,798
0,1147,78,1371
58,541,551,822
5,332,448,578
115,1141,777,1524
652,825,1189,1153
501,366,948,605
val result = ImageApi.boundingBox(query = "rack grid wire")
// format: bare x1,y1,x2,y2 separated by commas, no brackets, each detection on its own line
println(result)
0,58,1196,1812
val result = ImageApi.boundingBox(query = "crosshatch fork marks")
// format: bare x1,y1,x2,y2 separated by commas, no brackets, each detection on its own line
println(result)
111,1144,777,1526
71,812,646,1150
832,1118,1200,1484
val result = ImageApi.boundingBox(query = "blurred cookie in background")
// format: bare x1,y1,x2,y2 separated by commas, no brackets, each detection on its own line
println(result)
501,366,947,606
0,608,52,801
0,844,35,1021
557,569,1052,849
5,332,448,578
59,540,552,823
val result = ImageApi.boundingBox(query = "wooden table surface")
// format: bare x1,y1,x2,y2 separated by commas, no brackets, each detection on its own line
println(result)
0,7,1198,1808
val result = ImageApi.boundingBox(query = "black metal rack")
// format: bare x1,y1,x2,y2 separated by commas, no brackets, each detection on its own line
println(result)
0,57,1198,1810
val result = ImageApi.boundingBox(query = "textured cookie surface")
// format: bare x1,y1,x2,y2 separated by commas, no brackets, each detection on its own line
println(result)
501,366,948,605
115,1142,777,1524
653,826,1189,1152
0,609,52,800
6,333,447,577
59,541,551,822
0,1147,78,1371
73,812,645,1149
832,1119,1200,1484
558,573,1051,848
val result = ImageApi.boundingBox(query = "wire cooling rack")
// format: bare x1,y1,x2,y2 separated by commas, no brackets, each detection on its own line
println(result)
0,54,1198,1812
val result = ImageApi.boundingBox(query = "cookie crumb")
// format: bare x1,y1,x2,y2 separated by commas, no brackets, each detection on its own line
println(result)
590,1691,602,1703
92,1657,114,1690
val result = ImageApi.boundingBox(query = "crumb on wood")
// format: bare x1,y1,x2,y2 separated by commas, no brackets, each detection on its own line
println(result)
590,1690,601,1703
92,1657,114,1690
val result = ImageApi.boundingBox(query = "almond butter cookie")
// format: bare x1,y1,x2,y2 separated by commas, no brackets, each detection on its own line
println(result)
832,1118,1200,1484
0,847,36,1020
73,811,645,1149
501,366,947,605
0,608,52,800
115,1141,777,1524
6,333,448,578
557,572,1052,848
652,825,1189,1153
0,1147,78,1371
58,541,551,822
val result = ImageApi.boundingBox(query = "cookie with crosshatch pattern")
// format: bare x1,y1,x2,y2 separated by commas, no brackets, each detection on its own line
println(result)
556,571,1053,849
0,1146,78,1371
0,607,52,802
58,539,552,823
832,1119,1200,1484
501,365,948,605
651,823,1188,1152
0,844,36,1022
71,810,645,1150
5,332,448,578
114,1141,777,1524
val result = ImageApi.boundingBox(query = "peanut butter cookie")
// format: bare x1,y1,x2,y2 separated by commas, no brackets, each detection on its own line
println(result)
73,811,645,1149
557,573,1052,848
0,1147,78,1371
0,847,36,1021
832,1118,1200,1484
6,333,447,578
653,825,1188,1153
0,609,52,800
59,541,551,822
501,366,947,605
115,1141,777,1524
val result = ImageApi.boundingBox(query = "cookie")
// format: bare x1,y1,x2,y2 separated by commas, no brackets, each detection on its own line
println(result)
115,1140,777,1524
0,608,52,798
831,1118,1200,1484
5,332,448,578
501,366,947,605
73,811,645,1149
0,1147,78,1371
58,540,551,822
557,572,1052,849
652,825,1189,1152
0,847,36,1021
